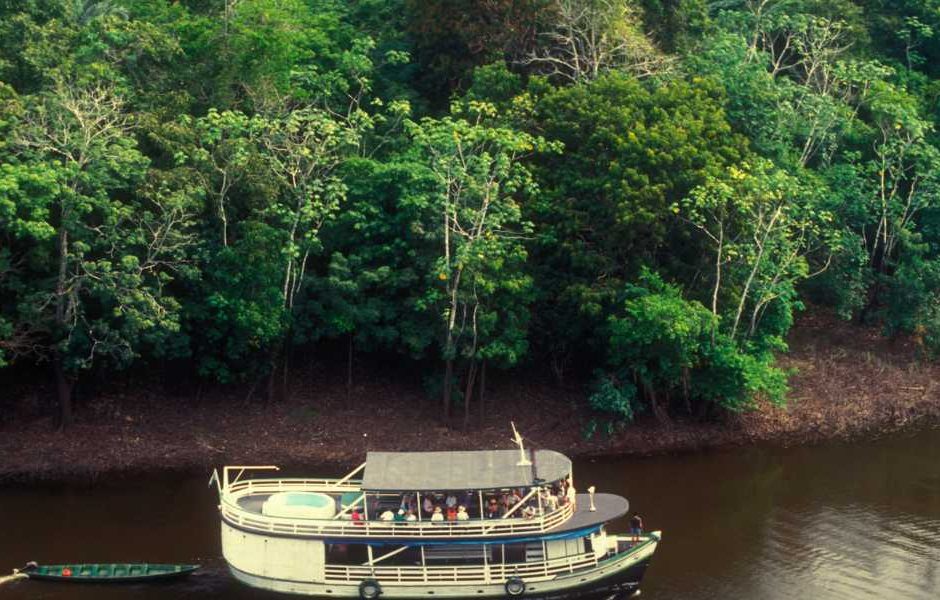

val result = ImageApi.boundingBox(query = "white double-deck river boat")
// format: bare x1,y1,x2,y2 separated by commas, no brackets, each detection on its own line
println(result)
213,440,660,599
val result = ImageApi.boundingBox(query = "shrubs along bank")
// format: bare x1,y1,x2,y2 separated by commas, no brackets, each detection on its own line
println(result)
2,1,940,430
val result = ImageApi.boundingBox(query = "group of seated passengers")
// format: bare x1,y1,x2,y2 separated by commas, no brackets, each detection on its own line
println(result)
350,480,575,524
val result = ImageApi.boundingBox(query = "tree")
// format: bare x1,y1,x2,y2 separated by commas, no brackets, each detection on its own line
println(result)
599,269,787,423
406,107,553,426
299,158,440,396
677,159,834,344
185,109,255,247
402,0,550,104
1,83,195,426
527,72,747,380
518,0,672,83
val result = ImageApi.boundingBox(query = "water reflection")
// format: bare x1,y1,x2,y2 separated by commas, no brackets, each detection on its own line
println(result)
577,427,940,600
1,428,938,599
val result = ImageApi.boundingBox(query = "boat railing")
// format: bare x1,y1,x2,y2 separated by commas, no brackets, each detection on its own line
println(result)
220,479,575,539
226,477,363,496
322,552,598,584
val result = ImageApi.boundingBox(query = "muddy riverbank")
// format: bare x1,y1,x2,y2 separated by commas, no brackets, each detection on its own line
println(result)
2,310,939,483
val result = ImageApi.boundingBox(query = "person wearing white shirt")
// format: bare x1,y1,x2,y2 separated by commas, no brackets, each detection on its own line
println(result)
565,483,576,509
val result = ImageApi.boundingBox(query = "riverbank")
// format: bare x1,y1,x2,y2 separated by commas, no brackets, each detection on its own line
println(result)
2,311,939,483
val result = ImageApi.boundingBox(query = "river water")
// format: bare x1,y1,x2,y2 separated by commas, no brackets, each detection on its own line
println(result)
1,428,939,599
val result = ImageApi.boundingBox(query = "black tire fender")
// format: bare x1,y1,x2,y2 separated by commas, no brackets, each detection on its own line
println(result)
505,576,526,597
359,579,382,599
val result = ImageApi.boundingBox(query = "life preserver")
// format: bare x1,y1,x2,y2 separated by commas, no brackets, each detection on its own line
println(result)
504,576,526,597
359,578,382,599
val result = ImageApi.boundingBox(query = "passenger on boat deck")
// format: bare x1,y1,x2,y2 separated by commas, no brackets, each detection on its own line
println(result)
566,482,577,509
380,508,395,521
446,505,458,521
431,506,444,522
394,509,406,522
522,505,537,519
445,493,458,509
457,506,469,521
423,495,434,516
485,498,500,519
405,510,417,522
629,513,644,544
351,508,365,525
543,488,559,512
508,489,521,509
498,493,509,516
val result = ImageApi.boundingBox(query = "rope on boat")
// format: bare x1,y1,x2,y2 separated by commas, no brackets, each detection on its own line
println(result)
0,570,28,585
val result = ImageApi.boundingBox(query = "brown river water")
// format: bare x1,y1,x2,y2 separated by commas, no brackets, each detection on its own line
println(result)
1,427,939,599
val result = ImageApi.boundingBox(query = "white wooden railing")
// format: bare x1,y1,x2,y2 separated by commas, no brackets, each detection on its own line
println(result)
322,552,600,584
220,478,575,539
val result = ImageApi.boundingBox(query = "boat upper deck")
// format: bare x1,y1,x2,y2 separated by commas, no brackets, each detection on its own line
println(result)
216,447,615,542
220,480,626,541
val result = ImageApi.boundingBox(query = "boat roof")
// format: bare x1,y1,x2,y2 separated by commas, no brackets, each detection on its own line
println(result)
361,449,572,492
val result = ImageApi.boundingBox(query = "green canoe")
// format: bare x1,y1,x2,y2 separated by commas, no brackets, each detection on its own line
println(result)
23,563,199,583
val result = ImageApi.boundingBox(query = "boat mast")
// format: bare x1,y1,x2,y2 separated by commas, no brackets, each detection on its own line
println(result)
511,421,531,466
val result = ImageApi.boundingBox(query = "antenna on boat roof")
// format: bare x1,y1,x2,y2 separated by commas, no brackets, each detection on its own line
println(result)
510,421,532,467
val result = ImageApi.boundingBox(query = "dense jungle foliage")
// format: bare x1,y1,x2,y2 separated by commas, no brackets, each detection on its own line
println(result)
2,0,939,430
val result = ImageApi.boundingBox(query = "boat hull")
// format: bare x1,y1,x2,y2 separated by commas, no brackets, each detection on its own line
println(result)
225,537,657,599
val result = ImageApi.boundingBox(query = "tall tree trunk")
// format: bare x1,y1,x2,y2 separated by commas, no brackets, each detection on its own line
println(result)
282,347,290,401
645,381,669,424
478,360,486,426
54,224,72,429
442,358,453,422
682,366,692,416
53,354,73,430
346,333,354,405
267,347,279,404
463,361,477,431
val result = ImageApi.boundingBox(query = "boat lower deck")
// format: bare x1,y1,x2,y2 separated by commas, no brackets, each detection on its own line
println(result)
228,534,659,599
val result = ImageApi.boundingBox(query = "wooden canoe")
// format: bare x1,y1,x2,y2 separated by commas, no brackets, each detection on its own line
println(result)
24,563,199,583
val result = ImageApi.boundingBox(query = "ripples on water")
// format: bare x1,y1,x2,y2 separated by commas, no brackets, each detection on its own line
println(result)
760,505,940,599
1,428,939,599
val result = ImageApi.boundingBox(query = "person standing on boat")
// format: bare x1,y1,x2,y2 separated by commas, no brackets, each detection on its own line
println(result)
566,481,577,509
431,506,445,522
630,513,644,544
543,488,559,512
423,494,434,517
